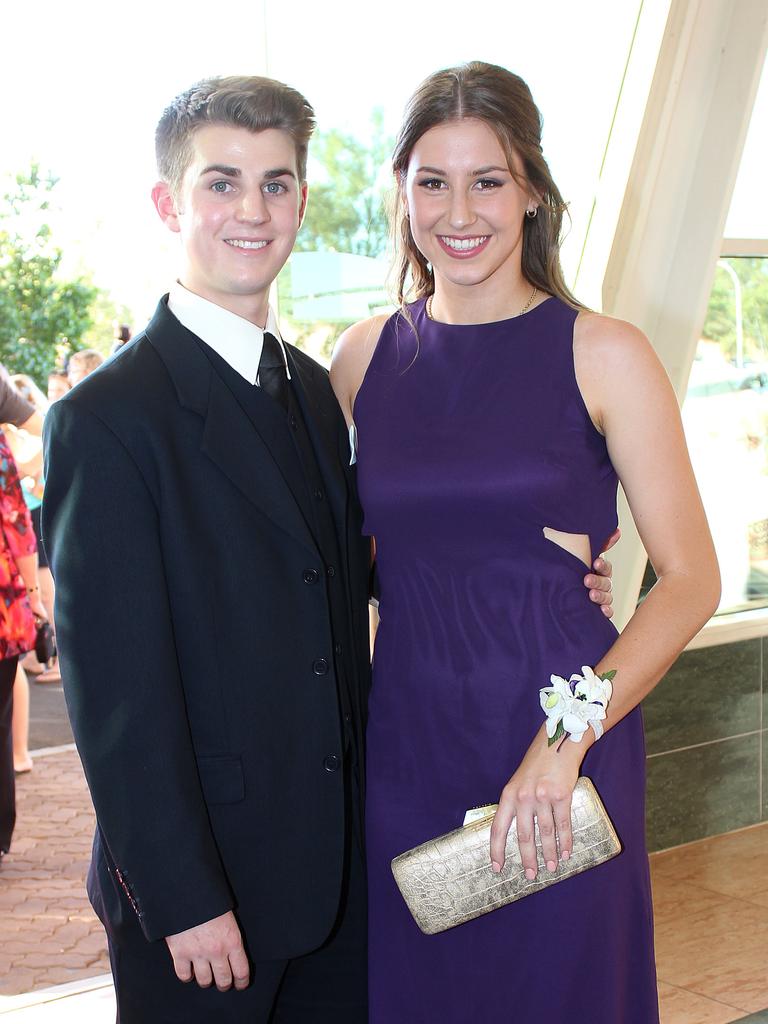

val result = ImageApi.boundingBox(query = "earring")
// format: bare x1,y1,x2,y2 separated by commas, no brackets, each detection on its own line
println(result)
526,206,538,219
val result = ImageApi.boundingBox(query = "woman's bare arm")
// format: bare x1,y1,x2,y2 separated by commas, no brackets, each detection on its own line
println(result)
490,313,720,875
329,314,390,427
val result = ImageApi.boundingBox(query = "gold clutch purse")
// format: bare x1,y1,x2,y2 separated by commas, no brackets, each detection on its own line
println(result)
391,776,621,935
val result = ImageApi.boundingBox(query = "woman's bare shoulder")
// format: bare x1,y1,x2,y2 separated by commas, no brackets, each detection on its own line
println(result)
574,310,650,360
573,311,668,433
574,310,661,390
330,312,392,425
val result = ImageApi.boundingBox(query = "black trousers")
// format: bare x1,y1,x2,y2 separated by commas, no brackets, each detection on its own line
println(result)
0,655,20,853
104,765,367,1023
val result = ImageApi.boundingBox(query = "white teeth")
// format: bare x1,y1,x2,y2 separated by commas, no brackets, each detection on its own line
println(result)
226,239,268,249
441,236,488,251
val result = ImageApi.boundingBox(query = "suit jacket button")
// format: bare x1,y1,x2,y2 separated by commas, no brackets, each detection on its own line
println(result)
313,658,329,676
303,568,320,585
326,565,336,577
323,754,340,772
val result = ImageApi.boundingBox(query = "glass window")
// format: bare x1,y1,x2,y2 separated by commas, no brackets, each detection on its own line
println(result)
640,256,768,614
725,59,768,239
683,256,768,614
641,54,768,618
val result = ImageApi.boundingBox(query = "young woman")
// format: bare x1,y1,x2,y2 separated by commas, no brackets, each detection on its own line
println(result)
331,62,720,1023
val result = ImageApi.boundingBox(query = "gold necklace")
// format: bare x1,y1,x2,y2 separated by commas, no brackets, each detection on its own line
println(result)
426,285,538,322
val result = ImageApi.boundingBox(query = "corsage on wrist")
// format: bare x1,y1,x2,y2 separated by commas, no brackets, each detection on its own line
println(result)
539,666,615,749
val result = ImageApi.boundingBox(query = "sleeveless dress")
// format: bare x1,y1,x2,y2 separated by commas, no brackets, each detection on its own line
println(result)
353,297,659,1023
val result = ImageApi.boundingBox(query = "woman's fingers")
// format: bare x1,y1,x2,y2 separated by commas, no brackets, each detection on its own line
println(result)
489,800,515,872
586,567,612,591
514,807,539,879
553,790,574,861
491,786,575,877
535,801,558,872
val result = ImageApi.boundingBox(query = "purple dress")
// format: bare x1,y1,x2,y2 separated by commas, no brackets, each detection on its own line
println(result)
354,297,659,1023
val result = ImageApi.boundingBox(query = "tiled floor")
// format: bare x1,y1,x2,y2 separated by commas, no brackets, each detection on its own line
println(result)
652,821,768,1023
2,746,766,1020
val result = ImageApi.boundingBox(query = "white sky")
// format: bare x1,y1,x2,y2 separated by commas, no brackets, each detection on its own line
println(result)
1,0,765,332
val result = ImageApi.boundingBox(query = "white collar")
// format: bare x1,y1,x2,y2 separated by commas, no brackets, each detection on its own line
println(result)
168,282,290,384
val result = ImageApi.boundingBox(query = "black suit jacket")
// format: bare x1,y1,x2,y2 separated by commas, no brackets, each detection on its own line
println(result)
42,298,371,960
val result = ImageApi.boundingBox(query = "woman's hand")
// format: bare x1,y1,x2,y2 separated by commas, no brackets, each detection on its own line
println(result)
585,528,620,618
489,726,589,878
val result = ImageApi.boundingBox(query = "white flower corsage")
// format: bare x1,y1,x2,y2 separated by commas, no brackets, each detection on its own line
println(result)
539,666,616,749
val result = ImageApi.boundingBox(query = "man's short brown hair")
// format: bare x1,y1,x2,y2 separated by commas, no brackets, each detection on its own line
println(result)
155,76,316,196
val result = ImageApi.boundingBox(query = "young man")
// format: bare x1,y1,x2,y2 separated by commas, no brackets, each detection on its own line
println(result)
42,77,372,1023
42,76,613,1022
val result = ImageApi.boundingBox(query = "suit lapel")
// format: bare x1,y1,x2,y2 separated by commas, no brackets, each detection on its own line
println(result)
287,348,348,534
145,298,320,559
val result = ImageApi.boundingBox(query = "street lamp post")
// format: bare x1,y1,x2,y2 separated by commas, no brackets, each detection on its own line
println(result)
717,259,744,369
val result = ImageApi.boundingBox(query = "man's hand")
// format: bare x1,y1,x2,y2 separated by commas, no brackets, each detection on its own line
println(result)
585,529,620,619
165,911,250,991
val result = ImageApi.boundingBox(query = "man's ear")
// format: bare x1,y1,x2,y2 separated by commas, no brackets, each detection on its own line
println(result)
297,181,309,228
152,181,182,233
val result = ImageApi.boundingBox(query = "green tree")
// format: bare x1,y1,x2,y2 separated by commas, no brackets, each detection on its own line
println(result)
282,112,394,360
296,110,394,258
0,165,99,384
702,258,768,363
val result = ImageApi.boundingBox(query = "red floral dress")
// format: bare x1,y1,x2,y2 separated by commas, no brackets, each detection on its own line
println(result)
0,429,37,660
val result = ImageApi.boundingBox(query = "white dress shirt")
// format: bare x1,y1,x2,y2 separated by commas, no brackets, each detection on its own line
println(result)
168,283,290,384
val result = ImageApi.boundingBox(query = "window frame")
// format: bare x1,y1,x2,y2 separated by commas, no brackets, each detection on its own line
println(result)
687,236,768,650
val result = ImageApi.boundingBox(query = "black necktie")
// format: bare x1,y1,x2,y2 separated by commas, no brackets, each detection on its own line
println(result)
258,332,289,412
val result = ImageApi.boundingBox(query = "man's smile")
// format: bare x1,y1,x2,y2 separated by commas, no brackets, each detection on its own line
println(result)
224,238,270,250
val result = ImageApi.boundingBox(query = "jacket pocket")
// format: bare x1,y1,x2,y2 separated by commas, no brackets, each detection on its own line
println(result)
197,755,245,804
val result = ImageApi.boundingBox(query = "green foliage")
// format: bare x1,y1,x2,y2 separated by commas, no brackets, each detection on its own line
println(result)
82,290,134,359
296,110,394,259
0,165,100,384
284,112,394,360
702,258,768,362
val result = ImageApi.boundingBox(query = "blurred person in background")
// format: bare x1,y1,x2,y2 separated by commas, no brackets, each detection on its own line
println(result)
0,414,46,860
111,322,133,356
12,664,33,774
10,375,49,413
4,378,49,772
47,372,71,404
3,378,45,771
7,376,57,686
67,349,104,388
0,367,44,438
0,364,51,802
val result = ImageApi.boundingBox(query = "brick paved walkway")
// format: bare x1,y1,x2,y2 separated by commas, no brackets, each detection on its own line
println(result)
0,748,109,996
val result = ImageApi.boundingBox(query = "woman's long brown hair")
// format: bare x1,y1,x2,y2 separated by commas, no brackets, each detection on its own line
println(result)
391,61,583,312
